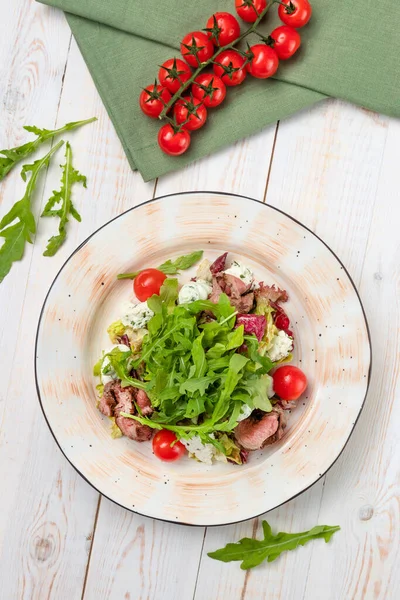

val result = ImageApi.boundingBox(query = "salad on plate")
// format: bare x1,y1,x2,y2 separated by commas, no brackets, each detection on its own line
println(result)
93,251,307,465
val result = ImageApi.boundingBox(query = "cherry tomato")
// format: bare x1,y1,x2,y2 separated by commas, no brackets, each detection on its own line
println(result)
139,83,171,119
181,31,214,67
213,50,247,86
278,0,312,29
269,26,301,60
275,313,290,332
152,430,186,462
272,366,307,401
235,0,267,23
173,96,207,131
246,44,279,79
134,268,167,301
158,58,192,94
205,12,241,46
192,74,226,108
158,124,191,157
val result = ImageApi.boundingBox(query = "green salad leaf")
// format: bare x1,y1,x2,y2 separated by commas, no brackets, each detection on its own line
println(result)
41,141,87,256
0,117,96,182
0,140,64,283
117,250,204,280
208,521,341,570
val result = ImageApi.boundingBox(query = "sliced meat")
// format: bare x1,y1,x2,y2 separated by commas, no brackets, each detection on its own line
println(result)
235,292,254,314
136,389,153,416
210,252,228,275
99,381,119,417
236,314,266,341
234,408,287,450
217,273,251,296
100,381,152,442
255,283,288,304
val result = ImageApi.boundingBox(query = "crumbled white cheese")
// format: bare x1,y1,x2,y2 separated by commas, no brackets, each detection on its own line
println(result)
101,344,130,385
181,435,216,465
224,260,254,287
120,301,154,329
178,279,212,304
267,330,293,362
196,258,213,283
237,404,253,422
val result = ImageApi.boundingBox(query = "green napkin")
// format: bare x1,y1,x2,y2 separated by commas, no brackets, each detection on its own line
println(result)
37,0,399,181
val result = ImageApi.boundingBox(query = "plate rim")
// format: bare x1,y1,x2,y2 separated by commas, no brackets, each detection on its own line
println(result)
34,190,372,527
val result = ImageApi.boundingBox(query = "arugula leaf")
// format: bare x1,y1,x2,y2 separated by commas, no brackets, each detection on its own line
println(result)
41,142,86,256
0,117,96,182
158,250,204,274
117,250,203,280
0,140,64,283
208,521,341,570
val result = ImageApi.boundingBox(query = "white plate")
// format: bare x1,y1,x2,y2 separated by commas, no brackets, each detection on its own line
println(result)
35,192,371,526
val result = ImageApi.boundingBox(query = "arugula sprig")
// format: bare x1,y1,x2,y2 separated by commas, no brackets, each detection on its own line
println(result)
41,142,87,256
117,250,203,280
208,521,341,570
0,117,96,181
0,140,64,283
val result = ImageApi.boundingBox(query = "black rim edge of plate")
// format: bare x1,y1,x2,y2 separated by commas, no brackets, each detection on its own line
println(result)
34,190,373,528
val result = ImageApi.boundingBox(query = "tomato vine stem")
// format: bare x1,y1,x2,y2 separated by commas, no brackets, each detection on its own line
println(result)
159,0,278,119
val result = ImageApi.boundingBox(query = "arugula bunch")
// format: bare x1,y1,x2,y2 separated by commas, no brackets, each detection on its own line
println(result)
208,520,341,569
0,140,64,283
117,250,204,280
106,279,274,446
0,117,96,181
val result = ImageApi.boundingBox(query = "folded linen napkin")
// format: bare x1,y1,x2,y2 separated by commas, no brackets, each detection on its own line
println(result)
37,0,400,181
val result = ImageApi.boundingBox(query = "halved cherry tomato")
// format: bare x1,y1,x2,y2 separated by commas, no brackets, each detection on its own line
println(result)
192,74,226,108
158,58,192,94
158,124,191,156
269,26,301,60
278,0,312,29
173,96,207,131
246,44,279,79
152,430,186,462
213,50,247,86
139,83,171,119
134,268,167,301
205,12,241,46
181,31,214,67
272,366,307,401
235,0,267,23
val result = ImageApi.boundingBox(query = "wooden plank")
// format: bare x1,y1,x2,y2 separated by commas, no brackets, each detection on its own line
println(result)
83,126,278,599
0,8,154,598
193,99,390,600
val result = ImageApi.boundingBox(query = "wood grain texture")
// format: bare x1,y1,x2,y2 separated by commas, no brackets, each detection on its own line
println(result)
1,2,399,599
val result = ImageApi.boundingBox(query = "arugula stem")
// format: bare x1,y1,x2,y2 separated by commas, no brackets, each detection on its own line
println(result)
159,1,277,119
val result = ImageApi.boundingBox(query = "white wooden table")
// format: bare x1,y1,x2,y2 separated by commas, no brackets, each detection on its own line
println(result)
1,3,399,599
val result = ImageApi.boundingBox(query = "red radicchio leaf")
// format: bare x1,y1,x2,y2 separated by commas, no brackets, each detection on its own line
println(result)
236,313,266,342
210,252,228,274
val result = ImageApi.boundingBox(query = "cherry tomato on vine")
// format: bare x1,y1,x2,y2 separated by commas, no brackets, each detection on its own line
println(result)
278,0,312,29
246,44,279,79
180,31,214,67
272,366,307,401
134,268,167,301
192,74,226,108
235,0,267,23
205,12,241,46
213,50,247,86
173,96,208,131
158,58,192,94
269,26,301,60
139,83,171,119
158,123,191,156
152,430,186,462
